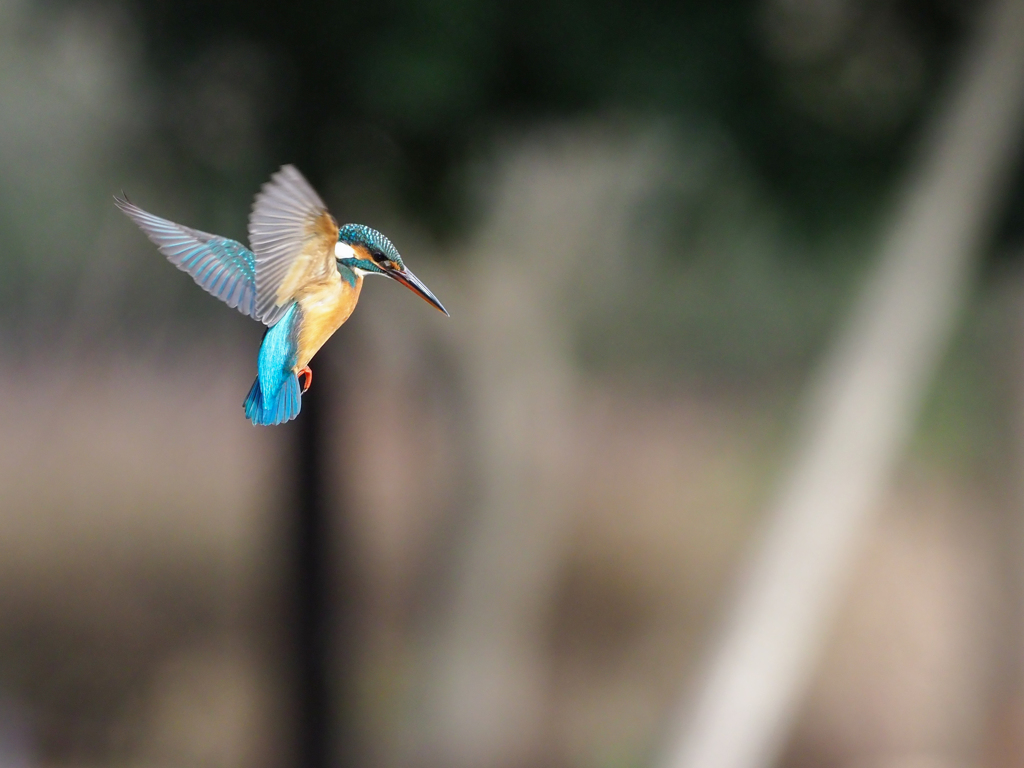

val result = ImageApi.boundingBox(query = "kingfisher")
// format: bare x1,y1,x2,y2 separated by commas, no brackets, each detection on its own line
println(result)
116,164,448,425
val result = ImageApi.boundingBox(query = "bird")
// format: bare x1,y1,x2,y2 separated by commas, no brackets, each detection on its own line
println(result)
115,164,449,426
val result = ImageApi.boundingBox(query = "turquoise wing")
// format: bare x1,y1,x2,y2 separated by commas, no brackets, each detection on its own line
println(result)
115,195,258,318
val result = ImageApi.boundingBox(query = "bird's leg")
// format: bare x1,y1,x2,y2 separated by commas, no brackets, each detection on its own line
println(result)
298,365,313,394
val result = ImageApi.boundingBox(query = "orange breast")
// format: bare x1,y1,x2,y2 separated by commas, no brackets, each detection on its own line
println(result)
293,272,363,370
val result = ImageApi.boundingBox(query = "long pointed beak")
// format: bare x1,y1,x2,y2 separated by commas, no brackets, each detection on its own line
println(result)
385,266,450,316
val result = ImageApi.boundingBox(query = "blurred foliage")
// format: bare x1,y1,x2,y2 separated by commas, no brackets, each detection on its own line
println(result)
72,0,971,239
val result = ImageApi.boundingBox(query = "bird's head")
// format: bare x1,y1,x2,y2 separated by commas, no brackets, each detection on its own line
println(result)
334,224,449,316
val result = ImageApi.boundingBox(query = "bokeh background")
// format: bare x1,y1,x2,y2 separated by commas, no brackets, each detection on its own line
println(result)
4,0,1024,767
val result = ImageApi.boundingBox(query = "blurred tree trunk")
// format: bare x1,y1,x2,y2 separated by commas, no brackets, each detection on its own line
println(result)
657,2,1024,768
982,272,1024,768
411,129,664,768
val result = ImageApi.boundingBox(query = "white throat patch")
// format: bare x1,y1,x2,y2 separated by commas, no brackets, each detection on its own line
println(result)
335,240,377,276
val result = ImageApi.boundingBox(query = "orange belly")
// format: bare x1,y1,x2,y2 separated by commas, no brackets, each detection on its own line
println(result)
294,273,363,370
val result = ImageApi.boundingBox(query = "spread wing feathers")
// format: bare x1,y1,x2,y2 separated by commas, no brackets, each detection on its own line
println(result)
248,165,339,326
115,195,258,318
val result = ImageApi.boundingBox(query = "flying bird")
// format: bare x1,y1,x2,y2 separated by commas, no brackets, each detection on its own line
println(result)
116,164,448,425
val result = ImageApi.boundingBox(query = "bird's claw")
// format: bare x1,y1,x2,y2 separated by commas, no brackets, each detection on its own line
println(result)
298,366,312,394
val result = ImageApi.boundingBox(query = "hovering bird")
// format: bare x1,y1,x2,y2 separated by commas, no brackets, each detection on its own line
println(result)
116,165,448,425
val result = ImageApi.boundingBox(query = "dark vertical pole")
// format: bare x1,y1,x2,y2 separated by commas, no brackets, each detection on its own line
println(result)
292,340,358,768
294,371,332,768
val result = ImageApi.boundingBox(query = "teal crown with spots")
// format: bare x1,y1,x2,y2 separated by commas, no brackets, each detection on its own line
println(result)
338,223,403,266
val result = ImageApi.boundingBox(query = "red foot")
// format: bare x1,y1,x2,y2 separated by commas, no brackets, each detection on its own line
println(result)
298,365,313,394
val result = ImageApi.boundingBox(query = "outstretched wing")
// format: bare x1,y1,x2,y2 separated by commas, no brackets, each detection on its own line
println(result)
248,165,339,326
115,195,257,318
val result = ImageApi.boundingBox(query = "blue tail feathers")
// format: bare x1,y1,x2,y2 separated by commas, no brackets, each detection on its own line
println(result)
246,302,302,425
244,373,302,425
